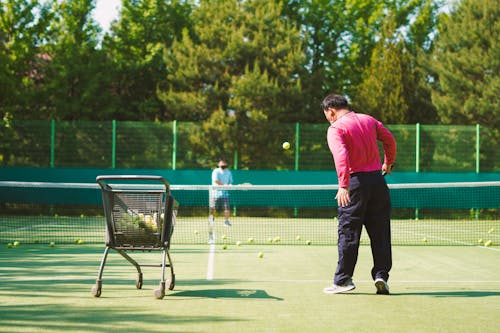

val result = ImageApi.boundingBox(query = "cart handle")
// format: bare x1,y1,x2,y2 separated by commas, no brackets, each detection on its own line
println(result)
96,175,170,190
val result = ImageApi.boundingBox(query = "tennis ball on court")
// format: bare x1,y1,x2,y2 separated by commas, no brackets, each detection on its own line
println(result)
296,235,301,241
306,240,312,245
236,241,242,246
49,241,55,247
258,252,264,258
77,239,84,245
7,243,12,248
13,241,20,247
247,237,254,243
282,141,290,150
222,245,228,250
484,240,492,247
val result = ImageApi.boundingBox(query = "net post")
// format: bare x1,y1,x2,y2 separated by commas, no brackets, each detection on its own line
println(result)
415,123,420,220
111,120,116,169
50,119,55,168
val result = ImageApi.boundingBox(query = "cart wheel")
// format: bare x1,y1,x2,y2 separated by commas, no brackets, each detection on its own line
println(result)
136,273,143,289
167,274,175,290
154,282,166,299
91,281,102,297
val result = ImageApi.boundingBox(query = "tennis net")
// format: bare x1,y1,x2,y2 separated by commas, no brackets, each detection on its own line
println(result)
0,181,499,246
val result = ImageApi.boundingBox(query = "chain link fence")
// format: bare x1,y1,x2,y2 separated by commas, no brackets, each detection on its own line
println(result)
1,120,498,171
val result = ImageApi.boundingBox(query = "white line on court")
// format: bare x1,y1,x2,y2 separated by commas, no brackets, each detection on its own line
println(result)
206,242,215,280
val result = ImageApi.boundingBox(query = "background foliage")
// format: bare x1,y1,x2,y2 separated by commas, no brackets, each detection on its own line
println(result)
1,0,498,169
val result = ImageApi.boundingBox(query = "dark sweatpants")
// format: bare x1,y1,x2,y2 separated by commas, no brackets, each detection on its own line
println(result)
333,171,392,285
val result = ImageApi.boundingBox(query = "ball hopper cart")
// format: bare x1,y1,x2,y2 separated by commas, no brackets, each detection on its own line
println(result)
92,175,178,299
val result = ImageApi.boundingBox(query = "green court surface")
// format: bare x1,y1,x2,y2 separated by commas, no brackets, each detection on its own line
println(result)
1,244,499,333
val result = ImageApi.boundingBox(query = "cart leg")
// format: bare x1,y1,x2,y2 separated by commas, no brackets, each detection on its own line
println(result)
91,246,111,297
116,249,143,289
166,250,175,290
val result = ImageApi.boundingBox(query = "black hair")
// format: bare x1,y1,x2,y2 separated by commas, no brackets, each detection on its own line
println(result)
321,94,349,111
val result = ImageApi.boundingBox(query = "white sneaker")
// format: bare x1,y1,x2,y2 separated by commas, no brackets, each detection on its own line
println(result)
323,279,355,294
375,278,390,295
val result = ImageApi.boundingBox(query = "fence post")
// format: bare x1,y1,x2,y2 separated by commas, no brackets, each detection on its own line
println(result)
111,120,116,169
50,119,55,168
295,122,300,171
476,124,480,173
415,123,420,220
172,120,177,170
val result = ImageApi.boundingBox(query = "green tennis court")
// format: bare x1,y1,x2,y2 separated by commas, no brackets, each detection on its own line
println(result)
1,243,499,332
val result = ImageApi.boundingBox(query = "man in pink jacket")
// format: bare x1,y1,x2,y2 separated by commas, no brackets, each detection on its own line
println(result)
321,93,396,295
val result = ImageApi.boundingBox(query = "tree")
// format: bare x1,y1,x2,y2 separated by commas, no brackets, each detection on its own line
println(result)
38,0,112,120
159,0,304,169
0,0,54,119
429,0,499,127
355,16,412,124
102,0,193,120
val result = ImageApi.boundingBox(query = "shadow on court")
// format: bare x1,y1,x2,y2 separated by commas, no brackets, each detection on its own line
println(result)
169,288,284,300
391,291,500,297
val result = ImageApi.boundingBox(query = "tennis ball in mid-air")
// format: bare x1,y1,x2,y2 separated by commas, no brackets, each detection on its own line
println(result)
13,241,20,247
49,241,55,247
296,235,301,241
222,245,228,250
7,243,13,248
236,241,242,246
478,239,483,244
484,240,492,247
247,237,254,243
258,252,264,258
282,141,290,150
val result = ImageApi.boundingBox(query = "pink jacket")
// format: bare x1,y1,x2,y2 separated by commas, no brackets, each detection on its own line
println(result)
327,112,396,187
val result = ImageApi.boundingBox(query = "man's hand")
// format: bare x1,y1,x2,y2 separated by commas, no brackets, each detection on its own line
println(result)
382,163,394,175
335,187,350,207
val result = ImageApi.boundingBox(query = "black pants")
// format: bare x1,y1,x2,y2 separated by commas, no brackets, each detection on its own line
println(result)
334,171,392,285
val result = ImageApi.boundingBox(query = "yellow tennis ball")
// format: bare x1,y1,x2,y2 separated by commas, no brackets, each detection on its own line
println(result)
484,240,492,247
282,141,290,150
296,235,301,241
7,243,13,248
247,237,254,243
49,241,55,247
258,252,264,258
236,241,242,246
222,244,228,250
13,241,20,247
306,240,312,245
77,239,84,245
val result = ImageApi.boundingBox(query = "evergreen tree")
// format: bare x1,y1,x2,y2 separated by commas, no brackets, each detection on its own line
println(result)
159,0,303,168
430,0,499,127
